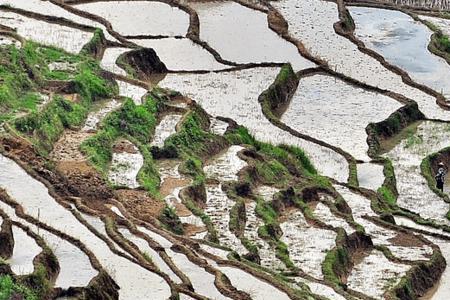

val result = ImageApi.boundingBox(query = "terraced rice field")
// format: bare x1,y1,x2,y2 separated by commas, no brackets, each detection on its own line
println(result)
1,0,450,299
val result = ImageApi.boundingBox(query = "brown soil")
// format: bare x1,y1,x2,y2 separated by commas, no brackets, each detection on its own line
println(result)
173,202,192,217
388,232,427,248
112,139,138,154
56,161,113,201
115,189,165,220
160,178,190,198
184,224,207,237
50,130,93,162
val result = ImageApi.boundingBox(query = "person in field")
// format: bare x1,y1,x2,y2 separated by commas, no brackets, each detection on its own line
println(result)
435,162,447,192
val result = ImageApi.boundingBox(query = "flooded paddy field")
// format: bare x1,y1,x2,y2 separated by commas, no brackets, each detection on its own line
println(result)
1,0,450,299
272,0,450,120
281,74,402,161
188,1,315,69
350,7,450,100
74,1,189,37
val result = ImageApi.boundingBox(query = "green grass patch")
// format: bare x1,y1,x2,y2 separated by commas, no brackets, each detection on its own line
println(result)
0,276,37,300
163,107,226,158
4,41,116,154
81,95,160,195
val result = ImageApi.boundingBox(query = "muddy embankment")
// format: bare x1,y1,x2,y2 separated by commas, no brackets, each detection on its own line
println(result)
0,212,14,260
366,103,425,157
117,47,168,81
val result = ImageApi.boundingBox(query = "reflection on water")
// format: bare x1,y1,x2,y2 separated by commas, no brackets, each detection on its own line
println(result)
351,7,450,100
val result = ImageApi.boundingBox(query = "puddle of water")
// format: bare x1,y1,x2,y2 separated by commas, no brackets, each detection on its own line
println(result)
108,141,144,189
151,114,183,148
202,147,249,252
117,227,182,283
159,69,349,182
333,185,377,218
365,219,432,260
117,80,147,105
100,48,131,76
8,226,41,275
82,99,122,132
351,7,450,101
131,38,228,71
280,210,337,279
78,212,133,260
189,1,314,70
281,74,402,161
157,160,204,228
209,118,229,136
313,202,355,235
0,0,117,41
204,184,247,254
0,154,172,299
204,146,247,182
293,277,346,300
384,121,450,225
0,11,93,54
389,217,450,299
347,249,409,299
0,202,97,288
75,1,189,37
357,163,385,191
273,0,450,121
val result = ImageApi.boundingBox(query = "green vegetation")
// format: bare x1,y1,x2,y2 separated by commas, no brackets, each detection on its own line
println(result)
0,261,53,300
163,107,227,158
0,276,37,300
322,230,351,288
435,32,450,53
0,41,93,122
378,186,397,206
226,126,317,179
159,206,183,235
81,96,160,194
0,40,117,154
229,198,246,234
404,130,423,149
81,29,106,58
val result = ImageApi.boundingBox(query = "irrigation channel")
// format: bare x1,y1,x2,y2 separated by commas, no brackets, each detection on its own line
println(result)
1,0,450,299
